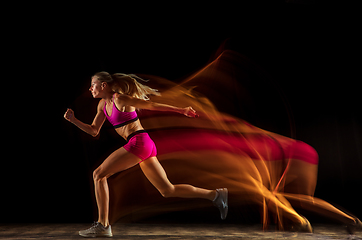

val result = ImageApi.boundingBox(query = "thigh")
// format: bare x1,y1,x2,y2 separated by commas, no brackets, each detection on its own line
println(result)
95,147,142,179
139,157,173,191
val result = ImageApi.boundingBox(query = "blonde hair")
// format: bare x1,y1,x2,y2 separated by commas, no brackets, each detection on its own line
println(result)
93,71,161,100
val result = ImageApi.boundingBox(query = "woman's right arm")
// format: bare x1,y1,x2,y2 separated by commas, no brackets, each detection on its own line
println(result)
64,100,106,137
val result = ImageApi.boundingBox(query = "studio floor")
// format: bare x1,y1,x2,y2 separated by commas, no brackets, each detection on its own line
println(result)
1,223,361,240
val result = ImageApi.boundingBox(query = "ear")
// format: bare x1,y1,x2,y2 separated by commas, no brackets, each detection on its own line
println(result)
101,82,107,90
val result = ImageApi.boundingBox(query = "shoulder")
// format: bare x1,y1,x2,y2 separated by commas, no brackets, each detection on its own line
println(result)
114,93,133,104
114,93,130,99
114,93,150,109
97,99,106,111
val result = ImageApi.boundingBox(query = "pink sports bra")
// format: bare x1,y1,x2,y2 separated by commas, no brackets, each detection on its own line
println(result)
104,98,139,129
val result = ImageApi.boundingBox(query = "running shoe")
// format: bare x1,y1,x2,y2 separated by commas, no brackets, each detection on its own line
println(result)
79,222,113,238
213,188,228,220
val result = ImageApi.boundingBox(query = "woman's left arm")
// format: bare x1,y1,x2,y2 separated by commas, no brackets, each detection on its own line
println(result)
151,102,198,118
118,95,198,118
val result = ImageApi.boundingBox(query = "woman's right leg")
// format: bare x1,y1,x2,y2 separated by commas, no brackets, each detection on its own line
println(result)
139,156,216,200
139,157,229,219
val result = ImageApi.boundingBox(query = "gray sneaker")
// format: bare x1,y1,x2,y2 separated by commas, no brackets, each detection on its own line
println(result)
213,188,228,220
79,222,113,238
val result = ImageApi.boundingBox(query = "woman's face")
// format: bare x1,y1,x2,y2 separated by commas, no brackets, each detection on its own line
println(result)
89,77,104,98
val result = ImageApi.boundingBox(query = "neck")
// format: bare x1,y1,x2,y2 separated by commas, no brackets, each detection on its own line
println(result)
103,92,114,104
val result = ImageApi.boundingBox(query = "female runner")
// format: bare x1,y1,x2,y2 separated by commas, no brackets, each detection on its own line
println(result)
64,72,228,238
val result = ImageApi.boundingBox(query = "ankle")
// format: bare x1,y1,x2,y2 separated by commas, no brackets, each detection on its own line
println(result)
98,220,109,228
212,190,219,202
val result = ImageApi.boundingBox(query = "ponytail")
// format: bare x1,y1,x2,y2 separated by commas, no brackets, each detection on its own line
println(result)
93,72,161,100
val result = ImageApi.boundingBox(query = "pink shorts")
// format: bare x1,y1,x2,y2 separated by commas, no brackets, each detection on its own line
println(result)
123,130,157,162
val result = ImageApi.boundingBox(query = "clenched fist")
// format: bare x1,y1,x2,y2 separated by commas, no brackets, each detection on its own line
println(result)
183,106,199,118
64,108,75,123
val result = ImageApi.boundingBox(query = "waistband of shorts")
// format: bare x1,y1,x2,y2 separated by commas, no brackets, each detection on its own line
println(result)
126,130,148,142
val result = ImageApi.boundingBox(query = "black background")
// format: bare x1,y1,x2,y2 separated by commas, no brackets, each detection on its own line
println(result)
3,2,361,224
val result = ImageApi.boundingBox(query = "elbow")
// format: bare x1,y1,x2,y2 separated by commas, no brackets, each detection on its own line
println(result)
90,128,99,137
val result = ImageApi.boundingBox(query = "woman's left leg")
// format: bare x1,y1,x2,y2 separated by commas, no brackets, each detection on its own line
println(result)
93,148,142,227
139,156,217,201
79,148,142,238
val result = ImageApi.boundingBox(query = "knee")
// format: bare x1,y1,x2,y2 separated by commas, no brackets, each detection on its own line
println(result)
93,168,106,182
159,186,175,198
